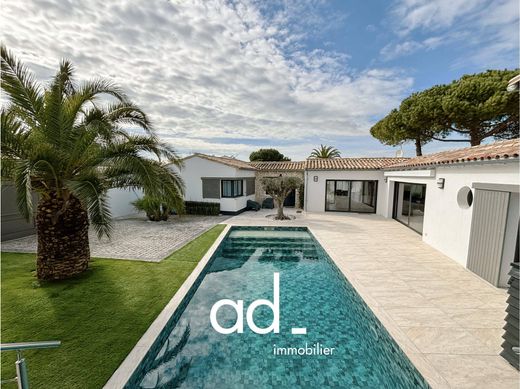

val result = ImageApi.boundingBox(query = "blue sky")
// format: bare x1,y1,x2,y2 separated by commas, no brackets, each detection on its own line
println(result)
2,0,518,160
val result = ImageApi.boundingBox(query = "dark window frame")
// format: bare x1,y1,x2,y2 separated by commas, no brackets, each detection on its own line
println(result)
392,181,427,235
221,179,244,198
324,179,378,214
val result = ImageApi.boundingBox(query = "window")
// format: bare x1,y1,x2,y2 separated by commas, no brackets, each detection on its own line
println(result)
221,180,243,198
457,186,473,208
325,180,378,213
393,182,426,234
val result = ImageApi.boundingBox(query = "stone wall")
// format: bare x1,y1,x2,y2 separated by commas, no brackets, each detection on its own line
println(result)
255,170,304,208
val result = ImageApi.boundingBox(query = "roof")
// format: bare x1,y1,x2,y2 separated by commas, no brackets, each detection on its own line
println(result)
249,161,306,171
184,153,256,170
387,139,520,169
306,157,408,170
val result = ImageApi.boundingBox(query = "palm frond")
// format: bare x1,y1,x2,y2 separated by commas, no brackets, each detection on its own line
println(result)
13,161,34,220
1,108,29,160
0,45,44,124
104,101,153,133
53,59,76,96
309,144,341,159
66,173,112,238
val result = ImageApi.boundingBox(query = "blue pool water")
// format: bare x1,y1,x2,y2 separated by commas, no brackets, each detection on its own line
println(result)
125,227,429,388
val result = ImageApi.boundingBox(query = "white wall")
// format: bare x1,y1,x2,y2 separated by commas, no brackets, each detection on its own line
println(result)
385,161,520,267
176,156,256,213
305,170,387,215
108,188,142,218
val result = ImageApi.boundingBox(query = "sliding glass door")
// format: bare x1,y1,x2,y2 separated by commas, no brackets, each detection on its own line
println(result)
325,180,377,213
393,182,427,234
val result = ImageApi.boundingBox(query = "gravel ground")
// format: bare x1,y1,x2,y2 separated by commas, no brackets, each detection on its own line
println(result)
1,213,229,262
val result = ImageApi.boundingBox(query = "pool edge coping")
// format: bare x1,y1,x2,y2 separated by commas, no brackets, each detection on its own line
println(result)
103,224,232,389
307,226,451,389
104,223,448,389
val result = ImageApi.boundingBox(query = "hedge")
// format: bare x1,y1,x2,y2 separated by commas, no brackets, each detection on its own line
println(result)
184,201,220,215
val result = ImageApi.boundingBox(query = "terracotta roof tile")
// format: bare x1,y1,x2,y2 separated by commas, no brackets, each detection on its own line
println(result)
387,139,520,169
249,161,306,171
306,157,408,170
185,154,256,170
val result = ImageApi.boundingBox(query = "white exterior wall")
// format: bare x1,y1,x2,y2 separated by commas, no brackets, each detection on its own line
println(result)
108,188,142,218
384,162,520,267
177,156,256,213
305,170,387,215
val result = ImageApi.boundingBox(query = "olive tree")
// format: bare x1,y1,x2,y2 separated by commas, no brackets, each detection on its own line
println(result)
261,176,302,220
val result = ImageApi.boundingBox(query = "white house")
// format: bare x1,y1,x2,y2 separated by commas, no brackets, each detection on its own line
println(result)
178,154,256,214
178,139,519,288
303,139,519,287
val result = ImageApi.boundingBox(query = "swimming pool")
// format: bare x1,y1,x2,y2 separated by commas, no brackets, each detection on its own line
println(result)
125,226,429,388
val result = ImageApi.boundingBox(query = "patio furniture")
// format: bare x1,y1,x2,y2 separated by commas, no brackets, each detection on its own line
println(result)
262,198,274,209
247,200,261,211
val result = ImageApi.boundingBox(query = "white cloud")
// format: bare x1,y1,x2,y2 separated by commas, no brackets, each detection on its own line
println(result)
1,0,412,160
380,36,443,60
387,0,518,67
391,0,487,35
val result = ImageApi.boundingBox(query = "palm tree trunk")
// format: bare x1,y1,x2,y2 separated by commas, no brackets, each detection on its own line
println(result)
36,193,90,280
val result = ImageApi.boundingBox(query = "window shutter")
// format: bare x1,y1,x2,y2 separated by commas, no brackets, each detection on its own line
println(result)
202,178,221,199
246,178,256,196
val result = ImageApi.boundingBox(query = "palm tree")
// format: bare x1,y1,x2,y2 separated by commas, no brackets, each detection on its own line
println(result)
1,46,184,280
309,144,341,158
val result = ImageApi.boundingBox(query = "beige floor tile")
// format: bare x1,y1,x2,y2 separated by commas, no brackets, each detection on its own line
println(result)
465,328,504,354
369,290,435,308
442,308,507,329
404,327,496,355
425,354,519,389
383,307,459,327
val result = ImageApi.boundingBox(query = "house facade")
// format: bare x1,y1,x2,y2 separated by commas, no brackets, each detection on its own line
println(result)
178,139,519,287
179,154,256,214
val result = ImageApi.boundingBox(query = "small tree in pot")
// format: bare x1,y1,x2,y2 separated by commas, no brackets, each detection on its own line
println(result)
261,176,302,220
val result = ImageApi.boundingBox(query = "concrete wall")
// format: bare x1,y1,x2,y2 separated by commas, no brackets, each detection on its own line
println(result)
1,184,37,241
304,170,387,215
1,186,140,241
255,170,304,208
176,156,256,213
384,162,520,268
108,188,142,218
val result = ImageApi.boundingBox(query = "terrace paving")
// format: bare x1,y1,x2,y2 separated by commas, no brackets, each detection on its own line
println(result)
1,213,229,262
226,209,519,389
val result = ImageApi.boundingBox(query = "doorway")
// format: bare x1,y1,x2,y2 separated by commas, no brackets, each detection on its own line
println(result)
325,180,377,213
393,182,427,234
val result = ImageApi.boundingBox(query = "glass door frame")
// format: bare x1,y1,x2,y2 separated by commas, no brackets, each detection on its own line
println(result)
392,181,427,234
324,179,378,214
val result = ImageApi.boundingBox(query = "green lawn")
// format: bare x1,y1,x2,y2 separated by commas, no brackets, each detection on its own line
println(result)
1,224,226,389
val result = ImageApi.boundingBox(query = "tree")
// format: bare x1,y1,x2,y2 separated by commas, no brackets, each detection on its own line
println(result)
370,86,450,156
1,46,184,280
249,148,290,161
132,193,184,221
370,69,519,153
309,145,341,158
261,176,302,220
438,69,519,145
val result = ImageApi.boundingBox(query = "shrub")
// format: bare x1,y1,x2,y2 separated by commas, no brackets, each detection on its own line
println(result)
185,201,220,216
133,195,184,221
